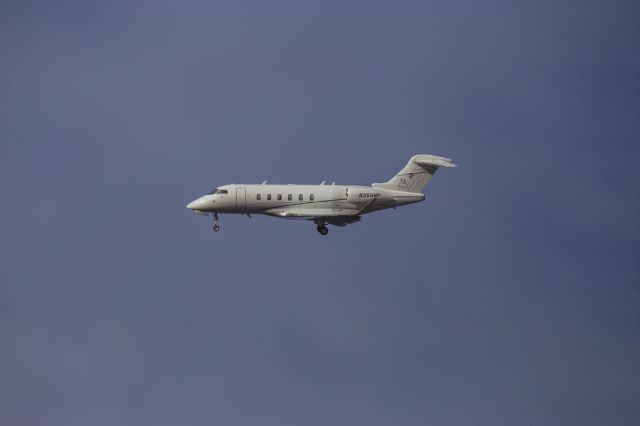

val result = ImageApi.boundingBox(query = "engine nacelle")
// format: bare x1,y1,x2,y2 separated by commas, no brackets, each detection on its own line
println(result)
346,186,386,205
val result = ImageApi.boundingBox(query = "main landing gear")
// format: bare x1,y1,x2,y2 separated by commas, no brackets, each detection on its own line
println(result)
317,225,329,236
212,212,220,232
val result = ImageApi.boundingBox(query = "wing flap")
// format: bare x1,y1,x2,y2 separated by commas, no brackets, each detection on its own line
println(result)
317,215,362,227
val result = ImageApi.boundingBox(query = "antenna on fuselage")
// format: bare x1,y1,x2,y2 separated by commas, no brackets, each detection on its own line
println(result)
262,180,268,185
320,181,326,185
331,182,335,185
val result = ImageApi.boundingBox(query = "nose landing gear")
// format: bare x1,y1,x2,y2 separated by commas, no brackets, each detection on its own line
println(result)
212,212,220,232
317,225,329,236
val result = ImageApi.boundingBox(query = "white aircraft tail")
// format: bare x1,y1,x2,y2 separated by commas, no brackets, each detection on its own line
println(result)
373,154,456,193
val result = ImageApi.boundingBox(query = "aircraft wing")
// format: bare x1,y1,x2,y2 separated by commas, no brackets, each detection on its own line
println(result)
263,208,362,227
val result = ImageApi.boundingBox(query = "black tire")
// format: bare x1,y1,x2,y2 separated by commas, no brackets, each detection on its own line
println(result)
213,225,220,232
317,225,328,235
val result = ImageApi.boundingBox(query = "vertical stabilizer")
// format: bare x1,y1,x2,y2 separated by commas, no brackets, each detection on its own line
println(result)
373,154,456,193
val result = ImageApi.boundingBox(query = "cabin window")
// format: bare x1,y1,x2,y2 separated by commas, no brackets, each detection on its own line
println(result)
267,194,271,201
277,194,282,201
299,194,303,201
310,194,314,201
288,194,292,201
256,194,261,200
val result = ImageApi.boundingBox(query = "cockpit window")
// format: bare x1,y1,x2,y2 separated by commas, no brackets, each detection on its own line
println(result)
208,189,228,195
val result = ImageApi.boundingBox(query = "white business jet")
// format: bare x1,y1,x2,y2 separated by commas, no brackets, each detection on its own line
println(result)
186,154,456,235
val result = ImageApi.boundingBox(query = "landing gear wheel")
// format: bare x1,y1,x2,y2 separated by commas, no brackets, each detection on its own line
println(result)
317,225,329,236
212,212,220,232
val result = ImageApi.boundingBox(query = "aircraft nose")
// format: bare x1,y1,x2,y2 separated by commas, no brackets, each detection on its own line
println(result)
186,195,214,210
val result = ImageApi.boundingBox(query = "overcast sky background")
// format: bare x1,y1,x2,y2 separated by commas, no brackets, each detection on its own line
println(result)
1,1,639,425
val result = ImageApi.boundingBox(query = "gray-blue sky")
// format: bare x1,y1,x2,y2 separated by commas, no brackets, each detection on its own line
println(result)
1,1,639,425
